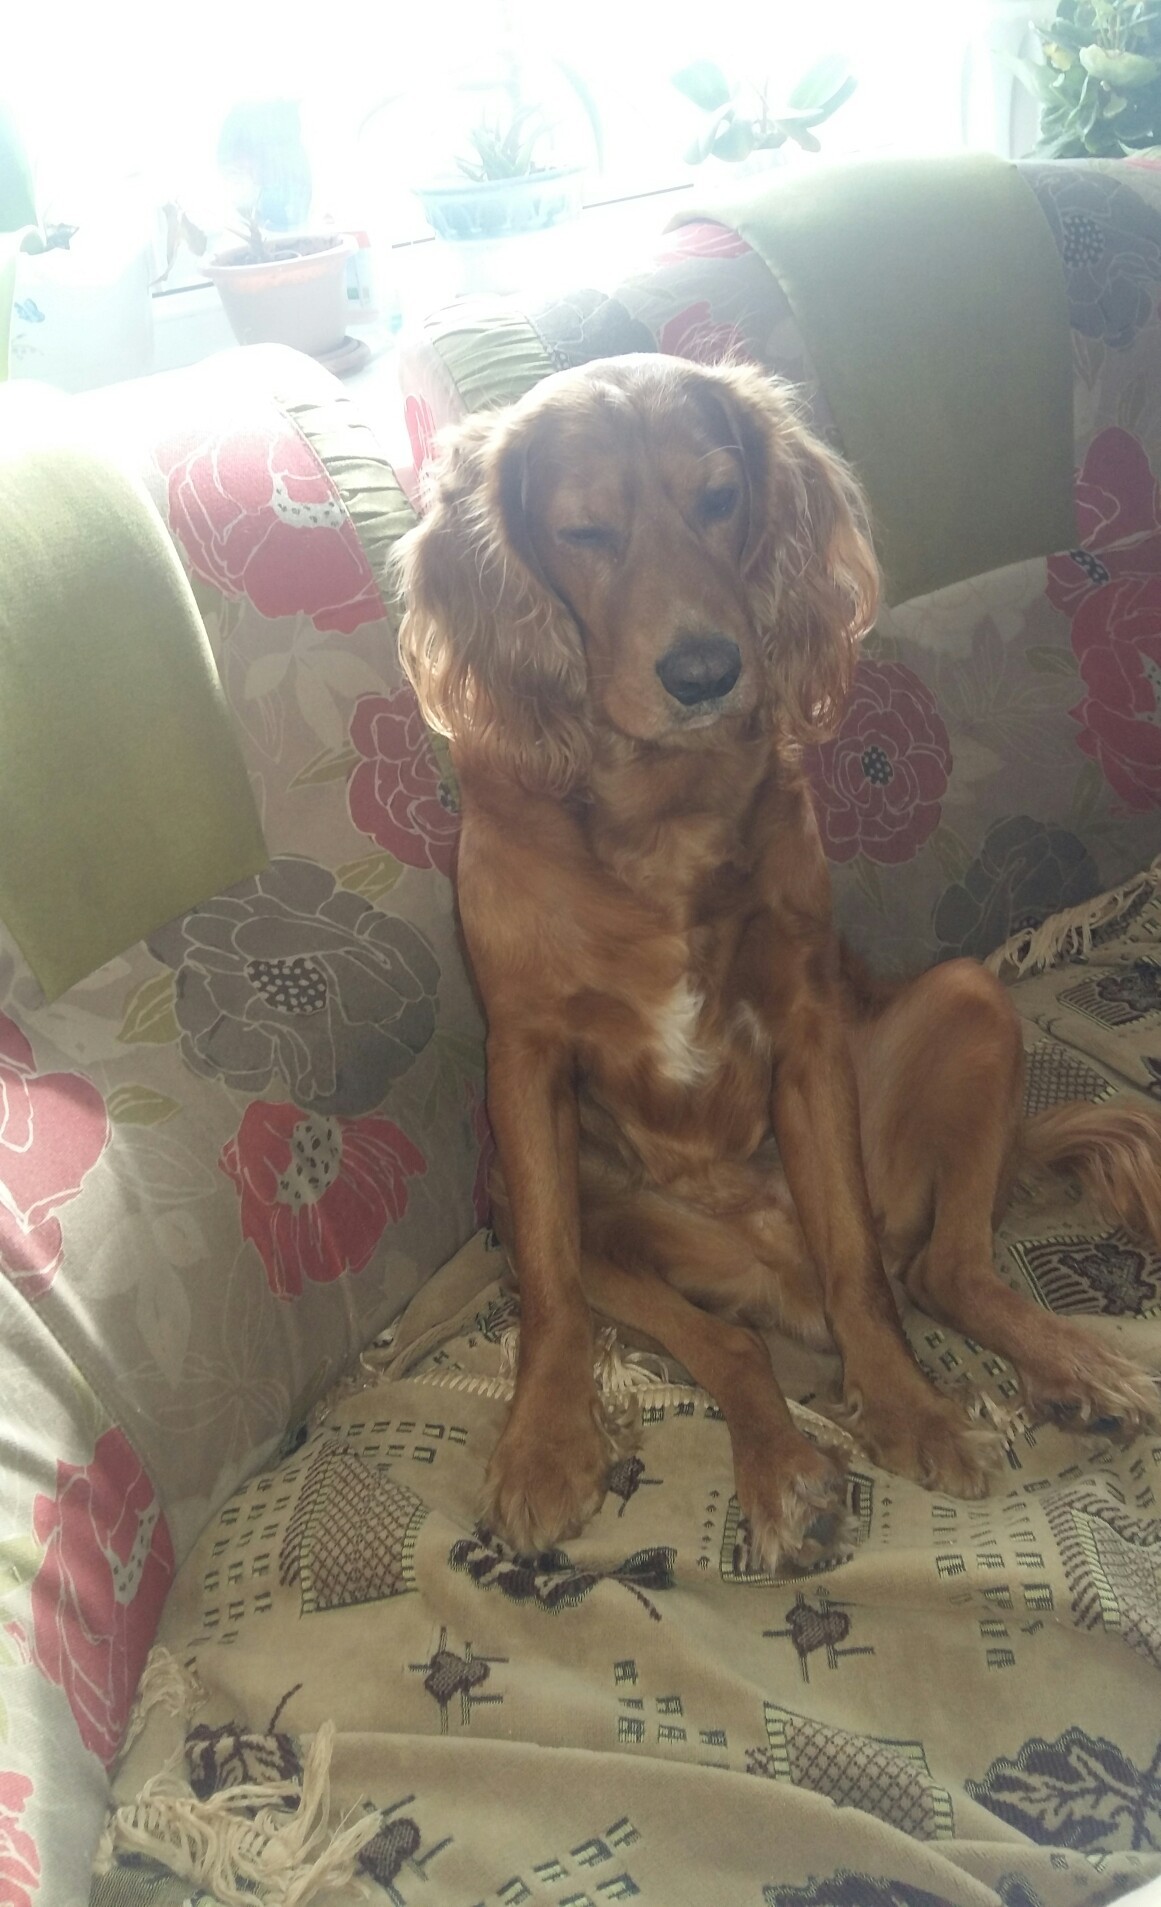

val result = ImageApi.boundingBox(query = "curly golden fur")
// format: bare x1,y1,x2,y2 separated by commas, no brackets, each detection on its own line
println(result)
396,355,1160,1571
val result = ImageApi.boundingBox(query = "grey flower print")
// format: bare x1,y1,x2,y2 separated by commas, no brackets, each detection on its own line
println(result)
1025,164,1161,350
149,857,440,1114
933,815,1099,962
533,289,655,372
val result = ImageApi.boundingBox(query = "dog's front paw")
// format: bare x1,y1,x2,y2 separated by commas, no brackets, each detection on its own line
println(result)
483,1398,609,1553
734,1435,854,1575
1020,1340,1160,1444
852,1387,1003,1499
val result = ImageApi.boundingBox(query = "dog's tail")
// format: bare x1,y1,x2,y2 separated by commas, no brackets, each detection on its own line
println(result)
1020,1101,1161,1246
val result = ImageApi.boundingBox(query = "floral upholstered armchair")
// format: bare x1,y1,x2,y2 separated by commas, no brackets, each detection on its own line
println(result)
0,153,1160,1904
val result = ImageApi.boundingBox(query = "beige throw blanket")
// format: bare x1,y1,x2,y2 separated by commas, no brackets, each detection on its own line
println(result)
96,869,1161,1907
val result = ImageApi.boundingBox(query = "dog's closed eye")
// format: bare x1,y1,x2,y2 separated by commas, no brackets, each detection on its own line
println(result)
696,483,740,525
558,523,619,552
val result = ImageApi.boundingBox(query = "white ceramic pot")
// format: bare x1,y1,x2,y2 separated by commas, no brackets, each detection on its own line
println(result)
10,226,154,392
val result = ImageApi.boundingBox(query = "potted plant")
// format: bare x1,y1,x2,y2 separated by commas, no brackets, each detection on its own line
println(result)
202,215,354,358
414,100,585,244
1013,0,1161,156
673,51,857,164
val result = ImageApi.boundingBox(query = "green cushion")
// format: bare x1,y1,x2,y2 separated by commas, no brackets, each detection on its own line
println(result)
0,387,267,999
671,154,1077,605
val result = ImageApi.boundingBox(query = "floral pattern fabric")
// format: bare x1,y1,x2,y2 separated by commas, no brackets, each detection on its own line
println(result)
0,1012,110,1302
29,1428,174,1766
147,855,442,1117
157,401,385,635
0,1773,40,1907
0,347,489,1891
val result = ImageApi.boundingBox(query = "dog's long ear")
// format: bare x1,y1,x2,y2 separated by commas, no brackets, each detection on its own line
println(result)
710,364,880,741
395,410,591,795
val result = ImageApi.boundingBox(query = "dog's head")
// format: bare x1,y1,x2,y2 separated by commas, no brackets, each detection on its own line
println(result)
396,354,879,794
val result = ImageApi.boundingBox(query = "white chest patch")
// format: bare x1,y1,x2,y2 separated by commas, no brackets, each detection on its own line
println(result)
652,979,711,1088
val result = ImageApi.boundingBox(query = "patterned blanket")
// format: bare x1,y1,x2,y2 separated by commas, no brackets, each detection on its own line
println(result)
93,870,1161,1907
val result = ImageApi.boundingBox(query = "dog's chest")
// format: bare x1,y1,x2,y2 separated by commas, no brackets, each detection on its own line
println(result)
650,976,713,1088
575,917,774,1169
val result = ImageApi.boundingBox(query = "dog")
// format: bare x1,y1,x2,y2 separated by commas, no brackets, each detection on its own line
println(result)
396,353,1161,1570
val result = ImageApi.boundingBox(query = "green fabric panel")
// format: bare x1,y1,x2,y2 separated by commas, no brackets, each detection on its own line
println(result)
670,155,1077,605
282,382,418,629
428,305,555,416
0,389,268,1000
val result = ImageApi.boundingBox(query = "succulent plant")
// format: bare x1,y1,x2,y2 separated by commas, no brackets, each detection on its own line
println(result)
454,103,559,183
1017,0,1161,157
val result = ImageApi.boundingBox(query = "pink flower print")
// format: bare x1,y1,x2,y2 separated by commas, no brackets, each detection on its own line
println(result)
654,222,753,265
156,410,384,634
30,1430,174,1765
0,1771,39,1907
659,301,748,366
348,689,460,876
805,659,952,865
0,1016,110,1302
220,1100,427,1301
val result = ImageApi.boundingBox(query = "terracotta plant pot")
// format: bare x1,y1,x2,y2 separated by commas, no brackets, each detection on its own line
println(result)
203,233,353,356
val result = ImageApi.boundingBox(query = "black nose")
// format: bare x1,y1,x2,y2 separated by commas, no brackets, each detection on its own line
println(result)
655,634,742,708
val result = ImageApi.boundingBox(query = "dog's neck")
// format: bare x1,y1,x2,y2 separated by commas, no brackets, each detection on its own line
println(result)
577,720,777,911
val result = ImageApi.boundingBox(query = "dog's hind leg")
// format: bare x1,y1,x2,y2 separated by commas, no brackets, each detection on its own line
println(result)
859,959,1159,1442
583,1175,831,1347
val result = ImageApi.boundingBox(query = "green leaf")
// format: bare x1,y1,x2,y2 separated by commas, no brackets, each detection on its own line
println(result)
1080,45,1161,86
1116,371,1150,432
118,973,180,1046
289,742,360,790
433,1029,485,1077
785,52,855,113
849,854,887,915
930,824,973,886
336,850,404,903
785,126,823,151
244,651,291,701
1024,644,1082,676
0,1535,42,1600
107,1084,182,1128
711,116,755,161
1069,757,1106,827
672,59,732,112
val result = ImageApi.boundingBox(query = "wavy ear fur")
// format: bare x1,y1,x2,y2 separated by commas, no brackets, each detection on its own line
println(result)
395,410,592,795
708,363,880,742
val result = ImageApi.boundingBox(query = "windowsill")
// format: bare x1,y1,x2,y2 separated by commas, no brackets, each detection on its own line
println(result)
132,184,700,389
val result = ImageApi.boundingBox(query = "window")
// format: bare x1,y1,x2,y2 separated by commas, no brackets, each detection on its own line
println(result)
11,1,1043,242
5,1,1046,383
